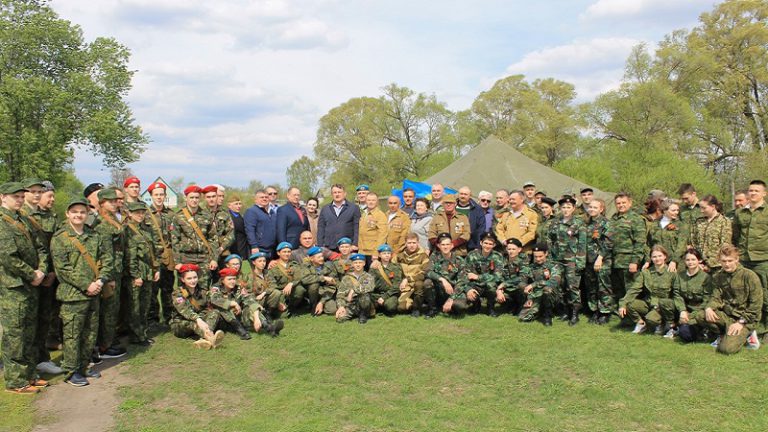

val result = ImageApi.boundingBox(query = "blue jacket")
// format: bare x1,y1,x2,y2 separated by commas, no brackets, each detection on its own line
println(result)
317,200,360,249
244,205,277,251
276,203,309,247
465,199,488,251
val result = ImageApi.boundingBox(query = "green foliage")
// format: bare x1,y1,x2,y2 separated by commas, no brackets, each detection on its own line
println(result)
0,0,148,183
286,155,324,198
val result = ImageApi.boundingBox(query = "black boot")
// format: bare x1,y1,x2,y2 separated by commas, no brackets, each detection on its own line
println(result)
410,308,420,318
569,305,581,326
588,311,599,324
424,289,437,319
487,298,498,318
358,307,368,324
597,313,610,325
542,310,553,326
558,304,569,321
233,320,252,340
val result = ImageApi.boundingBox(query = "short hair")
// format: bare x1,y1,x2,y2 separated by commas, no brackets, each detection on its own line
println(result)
214,184,225,192
615,191,632,200
509,189,525,199
286,186,300,195
331,183,345,191
749,179,766,188
306,197,319,205
388,195,401,203
478,190,492,199
495,188,509,196
415,197,430,207
405,232,419,241
367,192,378,199
592,198,606,213
658,198,680,213
734,189,748,197
650,244,669,258
699,194,723,213
255,189,267,195
403,188,415,195
677,183,696,195
719,244,739,258
432,183,444,189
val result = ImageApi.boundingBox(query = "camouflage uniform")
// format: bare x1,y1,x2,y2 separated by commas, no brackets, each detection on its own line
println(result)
171,207,220,290
518,260,562,322
673,270,712,327
144,204,175,324
547,216,587,313
124,220,160,343
326,256,352,284
50,224,112,377
370,262,404,315
647,220,689,267
584,215,615,314
610,210,646,303
619,267,681,328
169,285,220,339
425,253,465,313
266,261,303,312
211,207,235,257
732,203,768,336
536,214,555,245
692,214,731,271
679,202,702,244
92,211,125,351
459,249,504,312
0,206,45,389
428,212,471,256
335,272,375,322
498,253,529,312
208,284,244,332
295,260,338,312
395,247,431,312
241,271,283,316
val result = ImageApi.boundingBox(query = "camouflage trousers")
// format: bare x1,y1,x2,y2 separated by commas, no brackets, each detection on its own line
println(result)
444,296,469,315
519,287,560,322
34,283,56,363
240,300,267,330
374,293,398,315
284,283,307,311
98,278,121,350
336,293,372,322
60,298,99,375
0,285,38,389
124,278,152,343
558,261,583,308
148,267,175,324
743,260,768,336
170,311,220,339
625,298,675,327
584,260,615,314
692,309,750,355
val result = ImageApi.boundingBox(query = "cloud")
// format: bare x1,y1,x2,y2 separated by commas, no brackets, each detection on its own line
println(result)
505,37,643,100
580,0,716,27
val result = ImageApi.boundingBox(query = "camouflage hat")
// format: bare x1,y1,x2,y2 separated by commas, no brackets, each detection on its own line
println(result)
66,198,89,210
442,194,457,204
523,181,536,188
126,201,148,212
0,182,28,194
22,178,45,188
98,188,119,201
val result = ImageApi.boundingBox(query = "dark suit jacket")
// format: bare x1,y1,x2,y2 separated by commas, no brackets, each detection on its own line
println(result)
229,210,250,259
317,200,361,249
276,203,309,247
244,205,277,251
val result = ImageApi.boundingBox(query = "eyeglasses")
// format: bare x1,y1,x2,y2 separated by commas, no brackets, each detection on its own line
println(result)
268,192,277,196
479,199,491,203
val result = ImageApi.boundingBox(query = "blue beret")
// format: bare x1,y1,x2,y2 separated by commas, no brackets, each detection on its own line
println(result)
276,242,293,251
307,246,322,257
350,253,365,262
248,252,267,261
337,237,352,246
224,254,242,263
355,184,370,192
377,244,392,253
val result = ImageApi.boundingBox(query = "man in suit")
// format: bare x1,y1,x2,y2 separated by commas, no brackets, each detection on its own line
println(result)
276,187,309,248
317,184,361,251
227,194,250,261
244,189,277,258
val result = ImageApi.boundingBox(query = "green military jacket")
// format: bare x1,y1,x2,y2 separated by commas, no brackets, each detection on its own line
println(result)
370,261,404,300
93,211,126,280
242,271,272,296
536,214,555,245
585,215,613,264
547,216,587,269
647,219,689,265
461,249,504,289
50,224,113,302
326,256,352,282
426,253,464,286
337,271,375,308
673,269,711,312
125,221,160,281
706,265,763,327
519,260,562,299
0,206,45,288
499,253,529,293
210,207,235,256
297,260,339,300
171,206,220,264
144,204,175,270
266,260,300,290
20,203,57,272
620,267,681,309
208,284,236,311
610,210,646,268
692,214,731,269
679,202,702,243
171,285,210,323
732,203,768,262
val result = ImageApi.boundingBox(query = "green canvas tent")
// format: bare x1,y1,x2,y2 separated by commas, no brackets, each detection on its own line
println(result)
425,135,615,210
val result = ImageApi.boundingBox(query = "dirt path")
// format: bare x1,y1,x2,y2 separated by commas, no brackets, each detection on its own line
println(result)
32,359,131,432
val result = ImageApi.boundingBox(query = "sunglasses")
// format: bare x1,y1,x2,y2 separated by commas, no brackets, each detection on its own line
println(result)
479,199,491,203
268,192,278,195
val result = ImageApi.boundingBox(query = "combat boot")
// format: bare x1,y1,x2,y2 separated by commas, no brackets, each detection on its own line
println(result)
424,290,437,319
269,319,285,337
597,313,610,325
569,305,581,326
588,312,599,324
487,298,498,318
233,321,252,340
542,310,553,327
358,307,368,324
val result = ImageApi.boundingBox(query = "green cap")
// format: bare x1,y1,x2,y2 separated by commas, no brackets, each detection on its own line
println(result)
66,198,89,210
127,201,148,212
0,182,29,194
98,188,119,201
21,178,45,188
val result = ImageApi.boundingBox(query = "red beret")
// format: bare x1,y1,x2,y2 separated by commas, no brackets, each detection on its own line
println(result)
218,267,238,278
178,263,200,274
184,185,202,195
201,185,218,194
123,176,140,188
147,182,166,192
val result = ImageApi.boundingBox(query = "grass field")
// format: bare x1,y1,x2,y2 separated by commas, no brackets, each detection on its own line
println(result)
4,313,768,432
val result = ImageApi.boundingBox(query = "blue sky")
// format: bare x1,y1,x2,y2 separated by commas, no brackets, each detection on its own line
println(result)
54,0,719,189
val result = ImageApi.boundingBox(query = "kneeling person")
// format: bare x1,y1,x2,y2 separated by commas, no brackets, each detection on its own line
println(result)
370,244,404,316
335,254,375,324
519,244,562,326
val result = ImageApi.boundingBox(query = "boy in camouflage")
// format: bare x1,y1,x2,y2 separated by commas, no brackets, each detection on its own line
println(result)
123,201,160,346
370,244,404,316
335,254,375,324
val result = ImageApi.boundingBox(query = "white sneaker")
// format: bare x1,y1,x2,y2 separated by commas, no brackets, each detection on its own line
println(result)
746,330,761,350
632,323,647,334
711,337,721,347
36,361,63,375
663,327,678,339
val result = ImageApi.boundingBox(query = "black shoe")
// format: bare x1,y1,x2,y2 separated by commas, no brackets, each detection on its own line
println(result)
569,307,580,326
84,369,101,379
358,308,369,324
100,346,127,359
130,339,152,347
559,313,570,321
410,309,420,318
91,353,103,365
543,315,553,326
65,372,89,387
424,309,437,319
270,320,284,337
234,321,252,340
597,314,610,325
588,313,599,324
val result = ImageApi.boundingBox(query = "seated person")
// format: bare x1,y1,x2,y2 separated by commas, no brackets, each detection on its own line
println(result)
294,246,338,316
519,243,562,326
209,268,250,340
335,254,375,324
675,248,713,342
267,242,304,316
460,233,504,316
291,230,338,263
370,244,404,316
496,238,529,315
169,264,224,349
326,237,354,282
426,233,465,317
395,233,430,317
244,252,286,318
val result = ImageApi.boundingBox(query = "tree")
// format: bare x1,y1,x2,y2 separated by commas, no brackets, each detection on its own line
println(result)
286,155,323,198
109,167,134,188
0,0,148,183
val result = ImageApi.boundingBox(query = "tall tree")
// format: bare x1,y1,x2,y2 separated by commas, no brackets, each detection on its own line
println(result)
286,155,323,198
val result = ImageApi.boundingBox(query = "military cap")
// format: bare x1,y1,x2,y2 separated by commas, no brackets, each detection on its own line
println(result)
178,263,200,274
532,243,549,253
523,181,536,188
307,246,322,257
442,194,457,204
184,185,202,195
201,185,218,194
337,237,352,246
218,267,238,278
147,182,166,192
355,184,370,192
276,241,293,251
248,252,267,261
22,178,45,188
377,244,392,253
580,187,593,194
98,188,119,201
223,254,242,263
123,176,140,188
506,238,523,248
540,197,557,207
126,201,148,212
0,182,28,194
436,232,452,242
66,198,89,210
83,182,104,198
41,181,55,192
350,253,365,261
558,196,577,206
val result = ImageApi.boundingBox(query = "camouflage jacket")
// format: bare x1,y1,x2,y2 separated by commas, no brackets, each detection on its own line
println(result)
93,211,126,279
547,216,587,269
692,214,731,268
620,267,680,309
706,266,763,327
20,203,58,271
208,284,236,311
266,260,300,290
241,271,272,297
326,256,352,282
370,262,404,299
125,221,160,281
461,249,504,288
396,248,430,285
144,204,175,270
673,270,711,311
609,210,646,268
0,206,45,288
50,224,113,302
499,253,529,292
585,215,613,264
210,206,235,256
647,219,689,265
171,285,211,322
536,214,555,245
679,202,702,243
519,260,562,299
337,271,375,308
171,206,220,264
296,260,339,300
426,253,464,285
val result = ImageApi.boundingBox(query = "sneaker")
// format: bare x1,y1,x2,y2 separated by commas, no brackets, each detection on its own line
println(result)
746,330,761,350
631,323,647,334
65,373,89,387
91,352,103,366
36,361,63,375
711,337,721,348
100,346,127,359
5,384,40,394
663,327,678,339
84,369,102,379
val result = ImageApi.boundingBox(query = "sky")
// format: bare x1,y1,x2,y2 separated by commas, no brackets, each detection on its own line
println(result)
53,0,721,189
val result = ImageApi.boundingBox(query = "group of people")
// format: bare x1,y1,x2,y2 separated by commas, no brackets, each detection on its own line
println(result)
0,176,765,395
